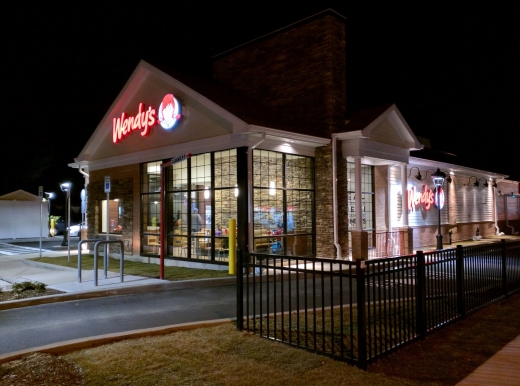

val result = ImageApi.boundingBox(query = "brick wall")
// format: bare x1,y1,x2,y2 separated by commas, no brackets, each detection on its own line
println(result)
88,164,140,255
212,12,346,137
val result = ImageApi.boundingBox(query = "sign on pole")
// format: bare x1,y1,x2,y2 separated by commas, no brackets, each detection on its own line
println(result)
104,176,111,193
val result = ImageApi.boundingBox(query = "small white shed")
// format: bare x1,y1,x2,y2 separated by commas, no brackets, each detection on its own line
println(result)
0,190,49,239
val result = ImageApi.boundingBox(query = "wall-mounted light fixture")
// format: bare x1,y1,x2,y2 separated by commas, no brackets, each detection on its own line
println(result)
444,172,452,183
234,184,238,197
407,167,422,181
465,176,478,187
493,180,498,188
424,169,437,180
478,177,489,188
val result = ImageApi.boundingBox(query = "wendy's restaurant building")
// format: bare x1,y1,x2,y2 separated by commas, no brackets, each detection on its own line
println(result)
70,9,519,269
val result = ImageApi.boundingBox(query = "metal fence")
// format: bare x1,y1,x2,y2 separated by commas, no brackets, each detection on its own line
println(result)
236,239,520,369
367,230,404,259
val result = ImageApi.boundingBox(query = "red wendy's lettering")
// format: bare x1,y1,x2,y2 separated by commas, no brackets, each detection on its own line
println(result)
407,185,434,211
112,103,157,144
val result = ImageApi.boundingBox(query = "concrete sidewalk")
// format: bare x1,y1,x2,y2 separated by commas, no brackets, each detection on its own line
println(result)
0,249,165,293
0,247,235,311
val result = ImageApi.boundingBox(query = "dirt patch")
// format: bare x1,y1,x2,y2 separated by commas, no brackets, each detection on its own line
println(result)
0,289,64,302
0,353,82,386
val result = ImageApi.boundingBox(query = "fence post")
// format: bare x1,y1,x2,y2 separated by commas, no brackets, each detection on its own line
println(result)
236,249,243,331
356,259,367,370
501,239,508,298
456,245,466,318
416,250,426,339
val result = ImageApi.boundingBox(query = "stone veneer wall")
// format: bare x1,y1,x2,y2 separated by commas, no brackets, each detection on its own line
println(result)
212,12,346,138
88,165,140,255
314,144,349,258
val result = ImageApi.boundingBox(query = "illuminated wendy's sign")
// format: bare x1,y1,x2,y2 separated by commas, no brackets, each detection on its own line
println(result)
158,94,182,130
112,103,157,144
407,185,445,211
112,94,183,144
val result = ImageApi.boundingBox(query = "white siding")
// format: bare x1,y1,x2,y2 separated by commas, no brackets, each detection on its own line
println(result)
389,166,449,228
455,177,493,223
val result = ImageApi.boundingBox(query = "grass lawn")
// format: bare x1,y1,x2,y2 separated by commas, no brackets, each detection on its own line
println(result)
30,255,232,281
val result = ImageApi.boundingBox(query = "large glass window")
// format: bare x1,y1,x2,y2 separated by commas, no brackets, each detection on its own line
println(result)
252,150,314,256
347,162,374,248
164,149,237,261
141,161,161,254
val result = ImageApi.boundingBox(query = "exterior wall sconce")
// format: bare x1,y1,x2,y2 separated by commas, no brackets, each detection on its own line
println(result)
479,178,489,188
493,180,498,188
465,176,478,187
407,166,422,181
444,173,452,183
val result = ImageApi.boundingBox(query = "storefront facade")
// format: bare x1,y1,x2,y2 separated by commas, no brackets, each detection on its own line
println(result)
71,10,517,268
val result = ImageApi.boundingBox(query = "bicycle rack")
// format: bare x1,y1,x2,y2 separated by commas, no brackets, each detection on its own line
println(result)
78,239,102,283
77,239,125,286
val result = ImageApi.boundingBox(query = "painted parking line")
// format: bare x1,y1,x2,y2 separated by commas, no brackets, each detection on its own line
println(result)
0,243,52,256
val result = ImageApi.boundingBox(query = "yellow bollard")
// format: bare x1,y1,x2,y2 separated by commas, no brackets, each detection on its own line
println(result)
50,218,56,237
228,218,236,275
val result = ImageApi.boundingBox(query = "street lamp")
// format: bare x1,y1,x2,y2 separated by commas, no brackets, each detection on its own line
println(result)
60,182,72,262
44,192,54,237
431,168,446,250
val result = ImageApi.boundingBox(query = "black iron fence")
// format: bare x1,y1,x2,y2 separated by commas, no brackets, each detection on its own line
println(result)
236,239,520,369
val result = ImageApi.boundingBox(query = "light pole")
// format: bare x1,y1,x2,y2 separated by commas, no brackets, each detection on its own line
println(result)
60,182,72,262
431,168,446,250
44,192,54,237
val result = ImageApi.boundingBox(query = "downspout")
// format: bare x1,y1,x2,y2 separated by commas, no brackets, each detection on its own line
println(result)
493,186,502,235
79,166,89,244
331,134,343,259
248,132,266,252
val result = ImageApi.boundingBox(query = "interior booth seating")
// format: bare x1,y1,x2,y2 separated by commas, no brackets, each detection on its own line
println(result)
253,229,273,252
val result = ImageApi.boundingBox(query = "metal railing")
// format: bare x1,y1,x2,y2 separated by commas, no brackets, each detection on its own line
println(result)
367,230,404,259
237,239,520,369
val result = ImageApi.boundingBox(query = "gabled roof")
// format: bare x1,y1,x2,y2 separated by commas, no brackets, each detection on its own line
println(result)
0,189,40,201
340,103,423,150
336,103,423,165
74,60,327,170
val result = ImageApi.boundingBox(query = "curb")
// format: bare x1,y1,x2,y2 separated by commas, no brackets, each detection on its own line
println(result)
0,276,237,311
0,318,234,363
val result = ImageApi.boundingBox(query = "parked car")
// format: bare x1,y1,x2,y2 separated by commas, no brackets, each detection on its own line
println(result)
68,222,86,237
54,219,66,235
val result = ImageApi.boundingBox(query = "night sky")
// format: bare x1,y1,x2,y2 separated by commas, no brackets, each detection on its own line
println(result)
1,2,519,208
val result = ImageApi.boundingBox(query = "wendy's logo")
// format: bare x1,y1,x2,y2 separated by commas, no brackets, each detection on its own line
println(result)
158,94,182,130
